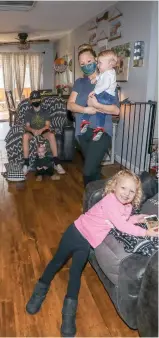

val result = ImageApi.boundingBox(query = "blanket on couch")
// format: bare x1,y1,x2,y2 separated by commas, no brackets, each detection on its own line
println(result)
110,222,158,256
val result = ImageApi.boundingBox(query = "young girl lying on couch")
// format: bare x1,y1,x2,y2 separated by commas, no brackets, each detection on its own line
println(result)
26,169,158,337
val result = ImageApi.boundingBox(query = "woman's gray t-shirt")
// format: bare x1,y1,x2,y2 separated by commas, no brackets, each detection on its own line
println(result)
72,77,113,138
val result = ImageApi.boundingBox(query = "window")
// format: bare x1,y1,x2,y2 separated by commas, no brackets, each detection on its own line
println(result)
0,59,31,110
15,61,31,102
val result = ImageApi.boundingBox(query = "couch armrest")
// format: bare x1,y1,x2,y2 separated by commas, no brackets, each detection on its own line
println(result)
137,251,158,337
117,253,149,329
83,179,107,212
140,171,158,205
5,125,24,143
63,125,75,161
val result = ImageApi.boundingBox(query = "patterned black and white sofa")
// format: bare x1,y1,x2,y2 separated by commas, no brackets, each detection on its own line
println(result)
5,96,75,169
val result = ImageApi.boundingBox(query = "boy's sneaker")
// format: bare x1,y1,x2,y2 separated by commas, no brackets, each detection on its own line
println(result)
92,127,105,141
54,164,66,174
80,120,90,134
23,165,29,175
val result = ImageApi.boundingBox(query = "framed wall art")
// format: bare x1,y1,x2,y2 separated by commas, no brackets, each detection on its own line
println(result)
133,41,145,67
97,37,108,53
109,18,121,41
112,43,131,82
88,20,97,47
108,8,122,42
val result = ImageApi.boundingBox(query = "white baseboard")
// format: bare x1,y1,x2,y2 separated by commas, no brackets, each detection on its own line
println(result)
115,154,141,174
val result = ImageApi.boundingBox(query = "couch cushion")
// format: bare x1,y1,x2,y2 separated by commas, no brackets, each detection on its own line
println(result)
141,193,158,216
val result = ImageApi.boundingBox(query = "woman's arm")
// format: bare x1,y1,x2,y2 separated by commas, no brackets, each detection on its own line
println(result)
87,95,120,116
67,91,96,115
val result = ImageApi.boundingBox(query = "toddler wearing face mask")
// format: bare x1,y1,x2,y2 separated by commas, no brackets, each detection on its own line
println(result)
80,50,118,141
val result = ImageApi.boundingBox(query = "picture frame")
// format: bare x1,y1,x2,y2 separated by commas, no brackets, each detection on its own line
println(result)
88,20,97,47
133,41,145,67
97,37,108,53
88,28,97,47
112,43,131,82
109,18,121,41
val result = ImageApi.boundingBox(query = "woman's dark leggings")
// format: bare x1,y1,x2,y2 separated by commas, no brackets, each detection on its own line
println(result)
40,224,90,299
78,128,112,187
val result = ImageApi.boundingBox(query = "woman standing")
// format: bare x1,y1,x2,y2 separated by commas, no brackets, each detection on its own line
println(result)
67,44,120,186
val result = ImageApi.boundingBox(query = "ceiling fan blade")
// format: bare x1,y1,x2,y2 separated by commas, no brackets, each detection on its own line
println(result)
28,39,50,43
0,32,18,42
28,30,68,40
0,41,19,45
0,30,68,44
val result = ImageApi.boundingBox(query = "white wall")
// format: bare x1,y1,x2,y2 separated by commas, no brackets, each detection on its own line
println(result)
55,1,158,172
55,1,157,102
110,1,158,172
54,20,90,83
109,1,153,102
145,1,158,140
0,42,54,89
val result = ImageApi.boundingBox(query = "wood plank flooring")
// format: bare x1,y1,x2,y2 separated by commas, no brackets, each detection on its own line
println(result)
0,122,139,337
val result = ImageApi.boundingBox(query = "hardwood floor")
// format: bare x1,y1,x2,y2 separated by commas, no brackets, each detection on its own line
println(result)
0,122,139,337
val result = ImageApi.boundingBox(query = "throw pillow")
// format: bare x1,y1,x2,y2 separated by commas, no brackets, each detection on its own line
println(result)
141,193,158,216
5,163,26,182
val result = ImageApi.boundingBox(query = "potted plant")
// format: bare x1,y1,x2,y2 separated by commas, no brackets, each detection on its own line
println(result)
56,84,69,97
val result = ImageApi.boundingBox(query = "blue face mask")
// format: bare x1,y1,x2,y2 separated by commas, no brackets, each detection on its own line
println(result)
81,62,97,76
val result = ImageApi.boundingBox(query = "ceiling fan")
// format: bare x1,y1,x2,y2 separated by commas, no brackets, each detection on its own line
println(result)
0,32,50,49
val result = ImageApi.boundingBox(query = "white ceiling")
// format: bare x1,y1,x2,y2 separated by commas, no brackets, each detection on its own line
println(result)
0,1,114,42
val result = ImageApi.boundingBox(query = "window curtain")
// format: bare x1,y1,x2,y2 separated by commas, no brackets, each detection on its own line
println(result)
28,53,43,91
0,51,44,103
1,53,14,92
64,54,72,86
13,53,27,101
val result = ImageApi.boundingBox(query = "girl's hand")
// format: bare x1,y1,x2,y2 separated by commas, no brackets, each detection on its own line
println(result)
91,78,97,84
83,106,96,115
88,91,95,98
87,95,99,109
136,214,149,223
146,229,159,237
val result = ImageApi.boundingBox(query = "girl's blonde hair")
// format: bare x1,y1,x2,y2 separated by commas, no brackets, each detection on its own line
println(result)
105,170,142,208
98,49,117,59
98,50,117,67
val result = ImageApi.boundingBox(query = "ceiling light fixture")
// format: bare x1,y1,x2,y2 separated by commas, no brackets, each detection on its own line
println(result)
0,1,36,11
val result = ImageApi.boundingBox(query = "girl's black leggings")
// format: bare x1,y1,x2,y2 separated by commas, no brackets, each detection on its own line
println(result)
40,223,90,299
